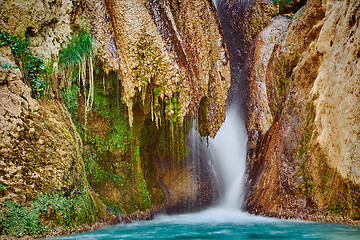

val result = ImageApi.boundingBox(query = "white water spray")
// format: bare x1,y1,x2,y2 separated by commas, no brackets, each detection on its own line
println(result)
210,106,248,209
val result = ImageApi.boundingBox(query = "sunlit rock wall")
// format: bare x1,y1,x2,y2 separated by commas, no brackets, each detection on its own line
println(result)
0,0,231,224
245,0,360,223
87,0,231,136
0,46,86,205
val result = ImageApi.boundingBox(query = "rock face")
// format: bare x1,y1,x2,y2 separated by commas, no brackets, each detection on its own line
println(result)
245,0,360,222
216,0,277,110
0,47,86,204
76,0,231,215
95,0,231,137
0,0,231,234
0,0,73,61
313,0,360,185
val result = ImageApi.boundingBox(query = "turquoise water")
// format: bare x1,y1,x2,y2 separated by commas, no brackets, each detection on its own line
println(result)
50,208,360,240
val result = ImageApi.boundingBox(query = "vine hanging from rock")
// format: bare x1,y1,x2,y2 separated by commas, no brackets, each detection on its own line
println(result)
59,24,94,125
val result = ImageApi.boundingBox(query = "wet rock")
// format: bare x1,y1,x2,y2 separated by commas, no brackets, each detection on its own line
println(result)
93,0,231,136
245,0,360,223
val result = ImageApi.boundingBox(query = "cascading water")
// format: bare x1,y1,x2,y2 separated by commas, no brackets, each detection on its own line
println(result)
209,106,248,209
185,104,248,212
203,0,250,211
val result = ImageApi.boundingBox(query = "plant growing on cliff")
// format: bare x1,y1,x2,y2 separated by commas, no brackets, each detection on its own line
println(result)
132,32,167,127
272,0,295,13
61,84,80,119
0,190,98,237
0,200,44,236
59,25,94,125
0,31,16,46
1,31,48,98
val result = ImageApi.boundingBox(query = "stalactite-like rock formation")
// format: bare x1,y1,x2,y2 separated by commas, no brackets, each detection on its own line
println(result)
88,0,230,136
0,0,230,236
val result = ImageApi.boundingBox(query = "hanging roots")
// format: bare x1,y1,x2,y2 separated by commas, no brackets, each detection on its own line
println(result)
59,24,94,126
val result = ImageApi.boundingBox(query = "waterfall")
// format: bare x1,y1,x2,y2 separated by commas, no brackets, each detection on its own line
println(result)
209,106,248,209
208,0,249,210
175,0,250,214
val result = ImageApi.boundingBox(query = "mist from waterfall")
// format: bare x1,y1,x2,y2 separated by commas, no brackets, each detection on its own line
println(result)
209,106,248,209
208,0,250,211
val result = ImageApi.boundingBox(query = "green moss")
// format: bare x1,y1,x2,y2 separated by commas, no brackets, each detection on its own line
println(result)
100,197,124,215
296,126,313,158
138,167,151,210
328,200,348,215
1,31,48,98
298,161,313,203
296,101,315,158
296,101,316,202
0,190,99,237
83,136,126,189
79,70,136,213
94,73,131,152
277,59,293,98
139,116,190,207
272,0,300,14
62,84,79,119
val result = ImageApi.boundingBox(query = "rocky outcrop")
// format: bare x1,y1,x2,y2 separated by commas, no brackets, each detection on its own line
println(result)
76,0,230,215
0,0,73,61
1,0,231,236
245,0,360,223
313,0,360,185
216,0,277,110
0,46,86,204
85,0,231,136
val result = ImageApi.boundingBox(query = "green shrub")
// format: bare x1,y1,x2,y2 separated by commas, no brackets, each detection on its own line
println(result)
59,25,93,68
1,32,48,98
0,191,97,237
25,55,47,98
0,30,17,47
0,200,44,237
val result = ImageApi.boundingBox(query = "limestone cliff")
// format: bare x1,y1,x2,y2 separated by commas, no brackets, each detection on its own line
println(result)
0,0,230,237
80,0,230,214
245,0,360,223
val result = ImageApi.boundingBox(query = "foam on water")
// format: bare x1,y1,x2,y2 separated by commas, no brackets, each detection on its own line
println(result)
153,207,276,225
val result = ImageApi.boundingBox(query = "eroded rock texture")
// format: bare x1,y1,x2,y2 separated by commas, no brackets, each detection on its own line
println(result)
0,0,231,225
245,0,360,223
216,0,276,110
86,0,231,136
0,47,86,204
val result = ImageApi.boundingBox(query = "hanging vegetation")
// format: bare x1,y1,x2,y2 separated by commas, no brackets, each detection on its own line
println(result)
0,31,48,98
59,25,94,125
